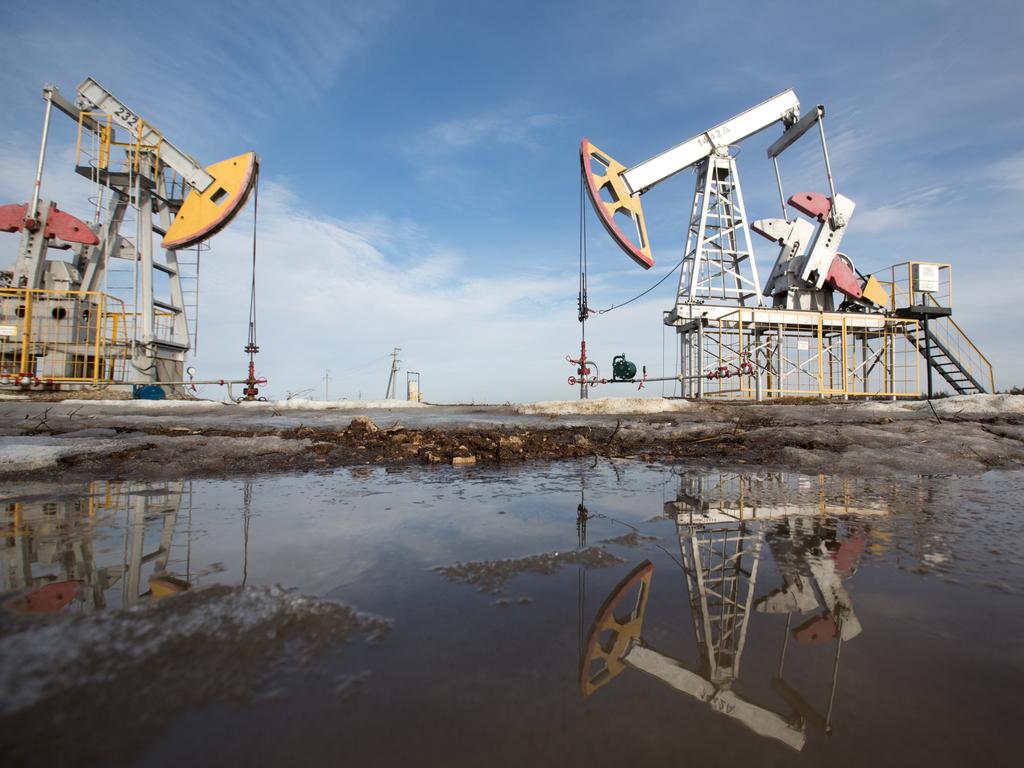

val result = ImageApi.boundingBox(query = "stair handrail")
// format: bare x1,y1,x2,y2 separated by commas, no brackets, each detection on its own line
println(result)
942,315,995,392
917,292,993,392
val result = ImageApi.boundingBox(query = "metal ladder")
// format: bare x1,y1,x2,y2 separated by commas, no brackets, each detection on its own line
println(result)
174,242,205,353
144,218,188,355
903,317,992,394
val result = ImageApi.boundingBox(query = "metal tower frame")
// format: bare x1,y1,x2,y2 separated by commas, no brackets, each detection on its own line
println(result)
678,152,763,313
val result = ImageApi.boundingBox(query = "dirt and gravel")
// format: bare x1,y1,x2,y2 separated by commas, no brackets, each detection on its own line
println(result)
1,394,1023,488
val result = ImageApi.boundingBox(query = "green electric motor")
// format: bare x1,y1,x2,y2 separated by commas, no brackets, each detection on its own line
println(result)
612,354,637,381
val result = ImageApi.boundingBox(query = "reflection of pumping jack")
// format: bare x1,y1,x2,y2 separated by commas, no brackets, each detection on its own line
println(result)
2,478,265,614
581,524,807,750
757,516,867,736
580,476,873,751
1,482,190,613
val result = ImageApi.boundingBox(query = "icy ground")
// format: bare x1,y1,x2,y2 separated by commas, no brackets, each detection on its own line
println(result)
0,394,1022,484
515,396,694,415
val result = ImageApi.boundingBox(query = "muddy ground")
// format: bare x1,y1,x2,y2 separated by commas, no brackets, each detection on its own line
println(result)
1,395,1023,492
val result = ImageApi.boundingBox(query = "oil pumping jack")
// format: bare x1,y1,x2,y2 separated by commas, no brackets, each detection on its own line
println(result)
572,90,895,398
0,78,264,397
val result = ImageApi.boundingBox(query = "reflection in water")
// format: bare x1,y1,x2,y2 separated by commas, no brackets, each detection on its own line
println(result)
580,471,890,752
1,482,192,613
1,479,260,613
0,464,1018,766
242,479,253,586
0,478,388,767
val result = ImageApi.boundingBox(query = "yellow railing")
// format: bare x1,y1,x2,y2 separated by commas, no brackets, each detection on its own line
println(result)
105,310,178,347
877,261,952,312
924,314,994,392
0,288,129,384
695,308,920,399
683,262,992,398
76,111,162,176
875,261,993,392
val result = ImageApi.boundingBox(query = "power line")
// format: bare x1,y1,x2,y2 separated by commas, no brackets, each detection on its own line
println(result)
595,257,684,314
577,167,682,317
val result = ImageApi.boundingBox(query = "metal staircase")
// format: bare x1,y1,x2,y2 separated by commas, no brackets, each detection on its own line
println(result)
902,315,993,395
880,262,994,397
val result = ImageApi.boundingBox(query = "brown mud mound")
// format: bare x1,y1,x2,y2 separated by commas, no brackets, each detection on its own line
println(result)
434,546,625,594
599,531,660,548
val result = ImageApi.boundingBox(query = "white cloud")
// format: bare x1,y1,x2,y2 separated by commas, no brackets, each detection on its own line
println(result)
938,265,1024,391
984,150,1024,195
427,110,562,151
854,186,948,234
0,2,395,154
191,179,659,403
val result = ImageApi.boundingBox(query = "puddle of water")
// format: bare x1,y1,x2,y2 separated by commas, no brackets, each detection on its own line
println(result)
1,462,1022,767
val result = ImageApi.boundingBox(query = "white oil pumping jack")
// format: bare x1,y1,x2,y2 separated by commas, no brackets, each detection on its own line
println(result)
572,89,935,399
754,106,888,312
0,77,259,390
580,89,888,318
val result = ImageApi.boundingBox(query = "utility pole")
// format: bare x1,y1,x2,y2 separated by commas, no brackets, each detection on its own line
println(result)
384,348,401,399
323,369,330,400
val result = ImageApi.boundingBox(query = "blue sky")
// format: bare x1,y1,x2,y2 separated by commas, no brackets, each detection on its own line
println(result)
1,0,1021,401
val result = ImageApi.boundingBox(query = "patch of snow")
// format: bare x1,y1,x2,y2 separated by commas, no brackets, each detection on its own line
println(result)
0,585,391,716
856,400,919,412
928,394,1024,416
241,398,430,410
0,436,126,473
60,399,228,409
514,397,692,415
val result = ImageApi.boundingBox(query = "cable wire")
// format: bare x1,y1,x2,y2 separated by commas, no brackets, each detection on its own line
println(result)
578,170,589,337
579,167,681,317
595,257,683,314
246,178,259,352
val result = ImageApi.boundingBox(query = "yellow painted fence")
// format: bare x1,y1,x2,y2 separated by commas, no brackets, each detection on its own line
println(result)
0,288,129,385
